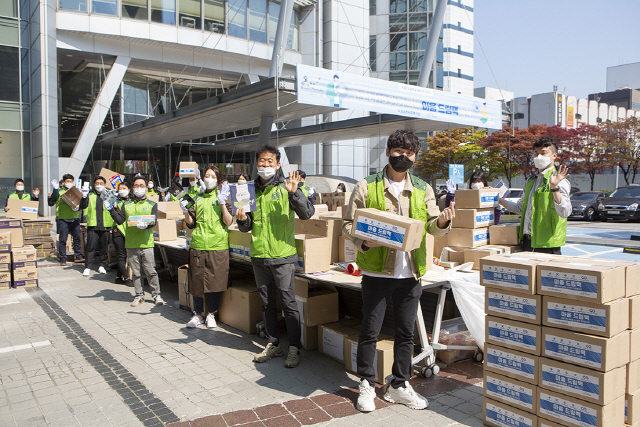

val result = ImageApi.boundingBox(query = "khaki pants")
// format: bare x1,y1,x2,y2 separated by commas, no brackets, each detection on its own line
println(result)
126,248,160,297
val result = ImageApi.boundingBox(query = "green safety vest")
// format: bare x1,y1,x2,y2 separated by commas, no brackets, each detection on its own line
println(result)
115,200,127,236
519,168,567,249
84,193,114,228
299,184,310,198
147,189,159,196
170,185,201,201
190,189,229,251
249,184,297,259
356,171,430,277
56,188,79,220
123,198,156,249
9,192,32,201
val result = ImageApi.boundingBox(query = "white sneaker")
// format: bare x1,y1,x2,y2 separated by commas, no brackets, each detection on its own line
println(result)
187,314,204,328
83,268,90,277
98,266,107,274
153,295,165,306
130,296,144,307
383,381,428,410
356,379,376,412
205,313,217,328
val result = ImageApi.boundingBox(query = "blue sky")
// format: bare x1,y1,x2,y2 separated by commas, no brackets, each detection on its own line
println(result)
473,0,640,99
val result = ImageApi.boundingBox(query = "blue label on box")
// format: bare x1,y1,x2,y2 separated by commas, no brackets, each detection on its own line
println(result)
13,261,37,270
481,193,499,204
541,370,600,399
476,210,495,225
547,309,606,330
540,269,598,298
485,404,533,427
539,394,598,427
483,265,529,290
486,352,536,378
544,337,602,367
488,324,537,350
474,230,489,242
355,222,405,244
488,294,537,319
486,381,534,407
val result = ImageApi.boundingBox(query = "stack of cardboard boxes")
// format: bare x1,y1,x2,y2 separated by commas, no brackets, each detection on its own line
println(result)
0,219,39,288
22,220,56,259
321,192,351,212
481,252,637,427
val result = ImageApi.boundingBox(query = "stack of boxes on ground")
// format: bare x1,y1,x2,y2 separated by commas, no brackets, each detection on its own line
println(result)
22,220,55,259
434,188,521,269
481,251,640,427
0,219,39,289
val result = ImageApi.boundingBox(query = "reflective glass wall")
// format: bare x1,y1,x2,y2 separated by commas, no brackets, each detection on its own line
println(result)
0,0,31,200
59,0,301,51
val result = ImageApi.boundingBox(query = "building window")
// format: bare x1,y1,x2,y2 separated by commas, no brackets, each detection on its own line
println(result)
179,0,201,28
457,44,461,54
457,68,461,77
369,36,376,71
122,0,148,20
228,0,247,38
267,0,279,43
204,0,225,33
0,46,20,102
286,9,299,51
369,0,375,15
0,17,19,46
151,0,176,24
59,0,87,13
0,0,18,17
92,0,117,15
249,0,267,43
390,0,406,13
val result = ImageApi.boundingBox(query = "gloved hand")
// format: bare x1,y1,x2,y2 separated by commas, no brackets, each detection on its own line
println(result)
82,189,90,198
180,199,189,213
196,169,201,179
308,187,315,196
446,179,456,194
199,179,206,194
103,200,111,211
218,182,230,204
136,222,147,230
51,179,59,190
163,192,172,201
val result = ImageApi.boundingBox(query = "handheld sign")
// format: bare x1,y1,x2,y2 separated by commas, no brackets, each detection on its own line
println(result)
229,182,256,214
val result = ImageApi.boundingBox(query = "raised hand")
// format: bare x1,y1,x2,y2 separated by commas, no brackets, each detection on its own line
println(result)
33,188,40,198
284,171,300,193
438,201,455,229
446,179,456,193
236,207,247,221
51,179,59,190
549,164,569,188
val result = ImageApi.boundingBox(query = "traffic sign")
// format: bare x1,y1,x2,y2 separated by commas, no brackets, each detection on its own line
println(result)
449,164,464,185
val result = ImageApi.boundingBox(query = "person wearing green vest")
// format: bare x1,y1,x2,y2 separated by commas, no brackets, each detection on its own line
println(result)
182,165,232,329
48,174,84,266
499,136,571,253
167,172,205,202
342,130,454,413
79,176,113,277
296,170,316,204
112,182,131,285
4,178,39,212
110,175,165,307
236,145,315,368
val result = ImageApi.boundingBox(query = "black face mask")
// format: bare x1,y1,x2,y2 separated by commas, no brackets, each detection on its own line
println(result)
389,154,414,173
298,182,304,188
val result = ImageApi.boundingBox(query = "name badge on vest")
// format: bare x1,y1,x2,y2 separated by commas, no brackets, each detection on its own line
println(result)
143,207,149,212
271,189,281,200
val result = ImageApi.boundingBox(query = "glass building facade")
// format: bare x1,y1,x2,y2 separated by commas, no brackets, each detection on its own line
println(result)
0,0,31,200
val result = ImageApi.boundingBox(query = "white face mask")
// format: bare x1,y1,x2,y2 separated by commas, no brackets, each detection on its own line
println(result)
189,180,197,187
533,154,553,170
15,186,24,192
147,183,154,189
257,167,276,180
471,182,484,190
203,178,217,190
119,189,129,198
64,182,74,189
237,179,247,184
336,189,343,193
133,188,146,198
95,185,105,193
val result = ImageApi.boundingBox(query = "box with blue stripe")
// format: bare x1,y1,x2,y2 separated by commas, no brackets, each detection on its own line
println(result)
542,296,629,338
486,316,542,356
351,208,426,252
484,371,538,413
537,388,625,427
483,397,537,427
485,288,542,325
484,343,540,385
480,254,542,295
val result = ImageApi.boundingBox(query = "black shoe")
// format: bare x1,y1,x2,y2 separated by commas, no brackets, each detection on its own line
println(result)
125,279,133,287
115,277,124,284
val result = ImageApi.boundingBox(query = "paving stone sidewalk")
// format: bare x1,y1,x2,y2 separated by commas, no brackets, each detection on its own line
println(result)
0,264,483,427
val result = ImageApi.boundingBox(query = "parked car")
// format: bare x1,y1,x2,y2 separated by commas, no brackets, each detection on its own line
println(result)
502,188,523,214
569,192,606,221
570,186,581,195
598,184,640,222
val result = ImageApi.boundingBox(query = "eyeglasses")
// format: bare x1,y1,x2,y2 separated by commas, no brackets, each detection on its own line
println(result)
132,184,146,189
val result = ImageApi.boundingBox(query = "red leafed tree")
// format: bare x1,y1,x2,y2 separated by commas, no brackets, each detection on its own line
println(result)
567,124,613,191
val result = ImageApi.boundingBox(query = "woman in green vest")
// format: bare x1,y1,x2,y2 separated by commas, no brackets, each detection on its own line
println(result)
4,179,39,212
79,176,113,277
182,165,232,329
112,182,131,285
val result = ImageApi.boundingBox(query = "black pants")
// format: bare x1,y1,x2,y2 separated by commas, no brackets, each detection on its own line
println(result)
86,228,110,268
357,275,422,387
112,229,129,280
58,218,82,262
193,292,222,315
251,259,302,349
522,235,562,254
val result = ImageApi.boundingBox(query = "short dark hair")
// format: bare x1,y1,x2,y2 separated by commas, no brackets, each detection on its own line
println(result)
133,176,146,186
94,175,106,184
469,171,488,188
387,129,421,154
255,145,280,162
62,174,74,182
336,183,346,192
14,179,24,186
297,170,307,179
118,181,130,189
239,173,250,181
533,136,558,152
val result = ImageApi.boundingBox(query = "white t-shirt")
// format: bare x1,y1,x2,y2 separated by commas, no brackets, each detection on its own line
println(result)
363,176,414,279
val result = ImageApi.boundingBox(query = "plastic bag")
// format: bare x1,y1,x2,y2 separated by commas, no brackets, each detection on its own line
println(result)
441,262,485,351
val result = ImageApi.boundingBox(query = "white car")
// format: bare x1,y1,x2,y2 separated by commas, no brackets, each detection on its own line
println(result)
502,188,523,214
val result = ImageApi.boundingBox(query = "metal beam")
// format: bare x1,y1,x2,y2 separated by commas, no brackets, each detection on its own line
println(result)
269,0,295,79
63,56,131,179
417,0,446,87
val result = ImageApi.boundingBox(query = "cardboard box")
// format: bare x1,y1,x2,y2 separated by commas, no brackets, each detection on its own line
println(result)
351,208,426,252
483,397,538,427
6,198,38,220
632,329,640,362
541,327,629,372
344,336,394,384
318,322,359,363
485,288,542,325
486,316,542,355
0,231,11,252
629,359,640,393
539,357,626,405
485,343,540,385
630,295,640,330
147,194,159,203
490,224,521,246
295,217,342,263
13,279,38,288
0,253,10,263
294,279,339,327
309,204,329,218
339,235,356,262
452,208,495,228
465,245,512,269
60,186,82,212
98,167,124,189
295,234,331,273
542,296,629,338
12,261,37,270
219,280,262,335
0,262,10,272
434,234,449,260
0,272,11,288
177,265,194,311
481,254,542,295
628,390,640,425
448,227,489,248
321,192,352,212
484,371,538,412
152,219,178,242
228,229,251,261
537,389,624,427
13,270,38,281
583,258,640,298
178,161,198,178
300,323,319,350
455,189,499,209
157,202,183,219
538,417,567,427
537,261,626,304
11,246,36,262
440,246,470,265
